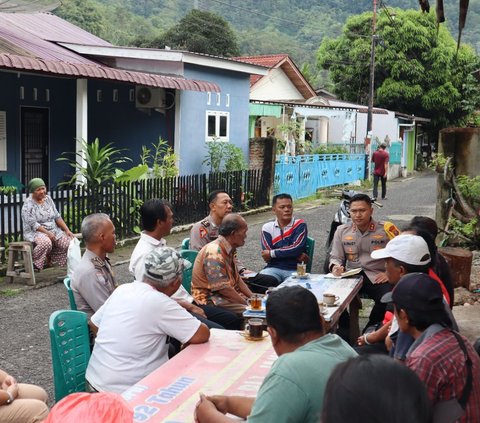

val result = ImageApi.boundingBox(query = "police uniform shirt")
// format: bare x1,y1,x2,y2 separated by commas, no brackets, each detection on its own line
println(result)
329,219,390,282
71,249,117,317
190,215,219,252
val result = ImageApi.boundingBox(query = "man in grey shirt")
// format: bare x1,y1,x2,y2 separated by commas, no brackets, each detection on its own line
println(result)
71,213,117,317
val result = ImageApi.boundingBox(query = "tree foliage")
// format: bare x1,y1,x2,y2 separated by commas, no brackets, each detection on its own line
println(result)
53,1,480,90
317,9,480,129
133,9,239,57
55,0,107,38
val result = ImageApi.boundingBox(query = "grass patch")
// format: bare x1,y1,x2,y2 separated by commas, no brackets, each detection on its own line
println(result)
359,178,372,190
0,288,21,297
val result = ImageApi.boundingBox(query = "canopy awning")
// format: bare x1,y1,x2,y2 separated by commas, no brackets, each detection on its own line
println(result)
0,52,220,92
249,102,283,118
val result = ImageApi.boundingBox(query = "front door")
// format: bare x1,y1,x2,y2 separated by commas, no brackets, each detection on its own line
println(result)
21,107,49,188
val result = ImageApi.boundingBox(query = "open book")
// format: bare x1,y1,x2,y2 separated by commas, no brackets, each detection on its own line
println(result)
324,267,362,279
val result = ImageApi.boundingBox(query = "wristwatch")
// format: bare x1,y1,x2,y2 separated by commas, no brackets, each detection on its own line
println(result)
5,391,13,404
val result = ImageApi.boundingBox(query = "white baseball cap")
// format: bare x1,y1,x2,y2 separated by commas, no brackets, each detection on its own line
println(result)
371,234,431,266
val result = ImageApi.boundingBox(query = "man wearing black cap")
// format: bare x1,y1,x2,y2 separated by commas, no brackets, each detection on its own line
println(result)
386,273,480,422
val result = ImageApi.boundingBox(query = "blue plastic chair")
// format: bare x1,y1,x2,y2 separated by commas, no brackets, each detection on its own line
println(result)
305,236,315,274
179,249,198,293
49,310,91,402
63,277,77,311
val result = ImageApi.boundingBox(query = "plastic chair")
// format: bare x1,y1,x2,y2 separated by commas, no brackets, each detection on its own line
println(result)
181,238,190,250
49,310,91,402
179,249,198,293
63,277,77,311
305,236,315,274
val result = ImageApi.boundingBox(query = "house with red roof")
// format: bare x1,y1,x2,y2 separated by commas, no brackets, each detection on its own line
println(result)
234,53,427,176
0,12,266,187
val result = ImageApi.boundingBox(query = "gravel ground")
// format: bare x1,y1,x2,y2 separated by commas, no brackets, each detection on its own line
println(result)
0,171,438,405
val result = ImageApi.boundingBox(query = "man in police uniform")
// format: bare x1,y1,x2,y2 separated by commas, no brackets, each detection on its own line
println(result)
190,190,233,251
72,213,117,317
190,190,279,293
329,193,397,329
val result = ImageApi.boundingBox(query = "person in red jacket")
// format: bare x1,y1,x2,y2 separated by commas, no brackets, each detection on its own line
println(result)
372,143,389,201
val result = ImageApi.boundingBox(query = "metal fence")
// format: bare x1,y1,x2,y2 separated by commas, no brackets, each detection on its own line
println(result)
274,154,366,200
0,168,271,254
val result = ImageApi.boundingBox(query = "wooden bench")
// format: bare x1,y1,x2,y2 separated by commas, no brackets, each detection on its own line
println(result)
5,241,35,286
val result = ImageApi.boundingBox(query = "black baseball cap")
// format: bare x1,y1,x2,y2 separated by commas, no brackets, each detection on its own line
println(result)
381,273,444,312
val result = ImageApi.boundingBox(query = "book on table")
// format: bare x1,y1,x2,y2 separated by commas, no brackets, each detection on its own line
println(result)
325,267,362,278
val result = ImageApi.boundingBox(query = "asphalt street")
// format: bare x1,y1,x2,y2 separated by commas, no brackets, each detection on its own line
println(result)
0,170,437,405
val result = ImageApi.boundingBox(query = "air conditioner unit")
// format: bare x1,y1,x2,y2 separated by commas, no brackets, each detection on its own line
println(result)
135,87,166,108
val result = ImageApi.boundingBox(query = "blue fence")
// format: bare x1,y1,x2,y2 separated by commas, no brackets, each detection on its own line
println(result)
274,154,366,199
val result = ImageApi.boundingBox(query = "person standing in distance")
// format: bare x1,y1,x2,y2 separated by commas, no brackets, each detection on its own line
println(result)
372,142,389,201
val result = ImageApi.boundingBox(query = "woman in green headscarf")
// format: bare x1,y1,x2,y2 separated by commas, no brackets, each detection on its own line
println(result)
21,178,74,270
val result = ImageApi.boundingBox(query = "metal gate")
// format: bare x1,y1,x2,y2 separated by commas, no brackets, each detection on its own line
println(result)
21,107,49,188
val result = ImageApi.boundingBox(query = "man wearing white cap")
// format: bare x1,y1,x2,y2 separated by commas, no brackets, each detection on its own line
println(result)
356,234,454,359
86,246,210,393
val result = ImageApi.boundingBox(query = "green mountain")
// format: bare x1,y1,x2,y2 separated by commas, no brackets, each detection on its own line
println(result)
55,0,480,86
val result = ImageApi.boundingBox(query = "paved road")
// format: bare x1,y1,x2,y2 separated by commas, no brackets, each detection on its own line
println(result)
0,171,437,404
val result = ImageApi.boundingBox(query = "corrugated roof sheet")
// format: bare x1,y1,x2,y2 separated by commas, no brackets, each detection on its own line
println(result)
0,12,219,92
0,12,110,46
0,53,220,92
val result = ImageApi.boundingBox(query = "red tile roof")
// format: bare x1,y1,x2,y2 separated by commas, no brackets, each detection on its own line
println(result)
233,54,315,99
233,54,289,68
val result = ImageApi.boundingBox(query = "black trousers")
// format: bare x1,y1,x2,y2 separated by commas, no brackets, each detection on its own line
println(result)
360,274,392,329
244,273,280,294
373,174,387,199
196,303,243,330
338,274,392,340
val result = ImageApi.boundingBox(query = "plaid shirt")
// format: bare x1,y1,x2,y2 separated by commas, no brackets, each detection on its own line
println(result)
406,328,480,422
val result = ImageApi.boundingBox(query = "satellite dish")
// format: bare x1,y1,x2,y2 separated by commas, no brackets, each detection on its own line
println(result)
136,87,152,106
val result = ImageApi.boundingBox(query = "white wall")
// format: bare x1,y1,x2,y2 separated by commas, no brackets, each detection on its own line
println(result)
355,110,400,145
250,68,304,101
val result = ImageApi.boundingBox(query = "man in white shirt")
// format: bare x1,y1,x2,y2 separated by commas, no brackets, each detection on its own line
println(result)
86,247,210,394
129,198,241,330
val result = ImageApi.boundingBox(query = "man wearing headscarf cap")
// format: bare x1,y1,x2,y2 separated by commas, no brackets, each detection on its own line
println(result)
86,246,210,393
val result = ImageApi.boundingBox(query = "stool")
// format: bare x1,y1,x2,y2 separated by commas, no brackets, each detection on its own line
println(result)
6,241,36,286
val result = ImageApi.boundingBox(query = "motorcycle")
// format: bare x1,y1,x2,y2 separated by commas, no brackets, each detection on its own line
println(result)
323,189,382,273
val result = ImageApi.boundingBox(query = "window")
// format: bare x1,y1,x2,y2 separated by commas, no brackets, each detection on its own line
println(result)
226,94,230,107
207,92,211,105
206,111,229,141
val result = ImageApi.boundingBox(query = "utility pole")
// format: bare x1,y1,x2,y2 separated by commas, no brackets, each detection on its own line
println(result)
193,0,199,9
365,0,377,178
